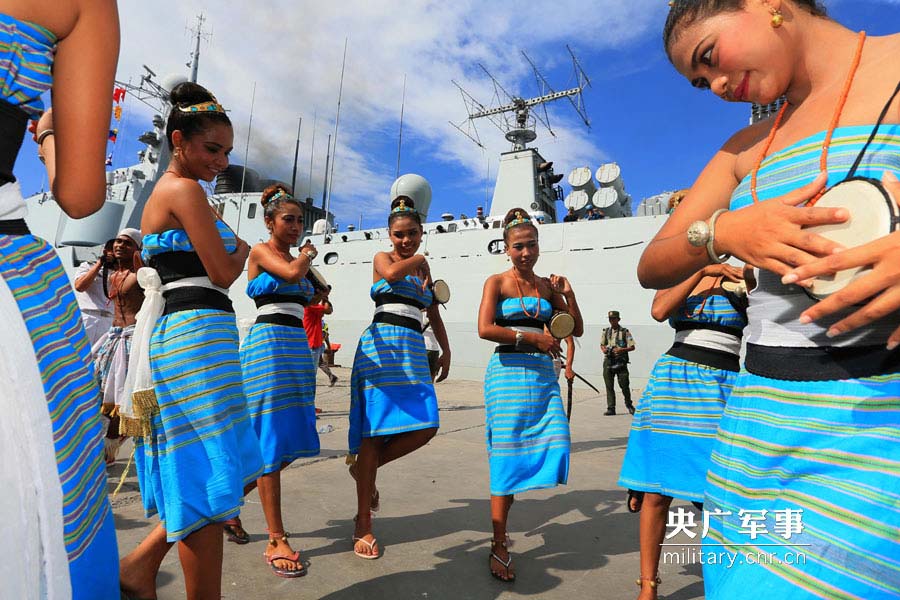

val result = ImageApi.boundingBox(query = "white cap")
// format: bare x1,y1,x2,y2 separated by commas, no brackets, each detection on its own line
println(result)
117,227,142,249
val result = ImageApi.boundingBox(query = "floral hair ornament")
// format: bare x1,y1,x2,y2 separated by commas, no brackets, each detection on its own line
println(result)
176,96,227,114
505,210,532,230
391,197,415,214
268,188,292,203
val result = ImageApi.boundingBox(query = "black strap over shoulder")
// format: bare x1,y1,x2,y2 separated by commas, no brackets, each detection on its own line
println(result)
0,98,27,186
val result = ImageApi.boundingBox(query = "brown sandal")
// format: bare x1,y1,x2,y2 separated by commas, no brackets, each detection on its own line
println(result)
223,517,250,544
489,539,515,582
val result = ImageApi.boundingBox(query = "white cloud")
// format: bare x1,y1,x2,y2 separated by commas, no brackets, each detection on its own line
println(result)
117,0,661,222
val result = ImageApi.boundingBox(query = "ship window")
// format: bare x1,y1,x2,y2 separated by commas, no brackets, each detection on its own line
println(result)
492,221,501,229
447,223,458,233
324,252,339,265
247,203,257,219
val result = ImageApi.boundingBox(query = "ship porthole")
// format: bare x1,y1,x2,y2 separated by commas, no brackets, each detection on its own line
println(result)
324,252,339,265
487,239,506,255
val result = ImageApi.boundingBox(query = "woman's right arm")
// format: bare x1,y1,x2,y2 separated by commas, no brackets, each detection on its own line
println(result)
251,244,312,283
373,252,426,282
168,180,248,288
43,0,120,217
638,137,847,290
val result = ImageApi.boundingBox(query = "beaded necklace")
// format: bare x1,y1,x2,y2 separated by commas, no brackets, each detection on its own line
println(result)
513,270,541,319
750,31,867,206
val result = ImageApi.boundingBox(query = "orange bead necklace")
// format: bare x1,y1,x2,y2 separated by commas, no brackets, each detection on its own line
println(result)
750,31,867,205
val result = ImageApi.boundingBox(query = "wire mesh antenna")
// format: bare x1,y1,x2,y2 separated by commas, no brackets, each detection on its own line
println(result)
450,46,591,151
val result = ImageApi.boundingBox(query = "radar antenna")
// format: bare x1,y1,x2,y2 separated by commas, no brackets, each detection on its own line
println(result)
114,14,211,112
450,47,591,151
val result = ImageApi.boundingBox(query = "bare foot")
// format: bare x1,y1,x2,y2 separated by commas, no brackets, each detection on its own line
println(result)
352,513,379,559
119,561,158,600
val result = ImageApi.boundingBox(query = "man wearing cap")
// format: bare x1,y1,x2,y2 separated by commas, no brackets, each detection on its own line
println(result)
93,228,144,464
600,310,635,415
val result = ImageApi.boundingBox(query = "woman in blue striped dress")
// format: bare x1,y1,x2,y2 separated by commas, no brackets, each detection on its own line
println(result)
618,263,747,599
642,2,900,597
0,4,120,598
348,195,451,559
477,208,583,582
118,82,264,600
238,184,319,577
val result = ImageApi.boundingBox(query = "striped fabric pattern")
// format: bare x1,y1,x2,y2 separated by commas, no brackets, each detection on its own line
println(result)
241,271,319,474
135,228,263,542
702,128,900,598
0,233,118,599
348,275,438,454
484,297,570,496
0,15,55,117
618,294,744,502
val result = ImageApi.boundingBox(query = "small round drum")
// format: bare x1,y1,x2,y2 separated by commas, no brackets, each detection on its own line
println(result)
803,177,899,300
721,280,748,297
306,266,330,292
432,279,451,304
549,311,575,339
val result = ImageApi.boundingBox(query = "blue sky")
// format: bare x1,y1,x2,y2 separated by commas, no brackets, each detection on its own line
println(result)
14,1,900,230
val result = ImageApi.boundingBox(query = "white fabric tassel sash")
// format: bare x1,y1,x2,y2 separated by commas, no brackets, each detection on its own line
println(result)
256,301,304,320
120,268,228,437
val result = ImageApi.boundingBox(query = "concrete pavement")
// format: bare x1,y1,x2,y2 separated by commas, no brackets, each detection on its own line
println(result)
110,369,705,599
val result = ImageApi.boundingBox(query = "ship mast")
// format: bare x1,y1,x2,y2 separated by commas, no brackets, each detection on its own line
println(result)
187,14,207,84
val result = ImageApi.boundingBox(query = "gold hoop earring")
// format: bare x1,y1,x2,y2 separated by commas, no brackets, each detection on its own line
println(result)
770,8,784,28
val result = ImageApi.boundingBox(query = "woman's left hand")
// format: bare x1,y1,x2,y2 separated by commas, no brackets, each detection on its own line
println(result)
434,351,451,382
781,171,900,345
548,274,572,295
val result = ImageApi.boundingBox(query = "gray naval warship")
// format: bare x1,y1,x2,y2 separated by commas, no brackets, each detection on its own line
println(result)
22,48,683,388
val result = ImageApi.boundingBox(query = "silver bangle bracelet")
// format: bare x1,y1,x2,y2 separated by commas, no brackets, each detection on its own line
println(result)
36,129,55,146
706,208,731,264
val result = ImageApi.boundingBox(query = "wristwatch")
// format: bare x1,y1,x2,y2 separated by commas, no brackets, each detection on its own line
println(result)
514,331,525,349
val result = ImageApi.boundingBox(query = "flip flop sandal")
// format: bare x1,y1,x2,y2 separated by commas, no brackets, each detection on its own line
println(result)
352,535,380,560
489,540,515,582
627,489,645,513
265,549,306,578
223,519,250,545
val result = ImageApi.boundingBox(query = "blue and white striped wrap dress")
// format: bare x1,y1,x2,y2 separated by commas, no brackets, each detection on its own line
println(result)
0,15,118,600
349,276,439,454
484,297,570,496
703,126,900,599
135,222,264,542
241,271,319,474
618,292,746,502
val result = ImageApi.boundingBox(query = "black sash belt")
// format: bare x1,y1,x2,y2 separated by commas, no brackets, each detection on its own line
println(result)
163,286,233,315
0,98,27,186
374,293,425,310
745,342,900,381
150,252,208,284
372,312,422,332
495,317,545,330
257,313,303,328
254,294,308,308
495,344,543,354
0,218,29,235
666,342,740,373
